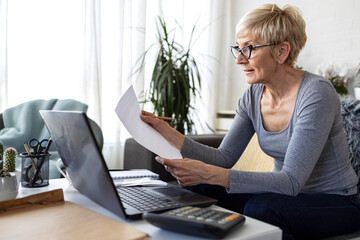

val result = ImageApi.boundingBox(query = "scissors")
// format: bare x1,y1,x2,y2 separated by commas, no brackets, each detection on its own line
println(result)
28,138,49,155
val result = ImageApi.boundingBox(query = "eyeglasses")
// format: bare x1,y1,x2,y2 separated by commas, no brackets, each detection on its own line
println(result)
230,43,275,59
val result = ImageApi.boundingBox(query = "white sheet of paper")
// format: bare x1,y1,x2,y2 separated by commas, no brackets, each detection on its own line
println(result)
115,85,182,159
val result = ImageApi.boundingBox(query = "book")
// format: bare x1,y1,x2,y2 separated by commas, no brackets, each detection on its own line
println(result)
109,169,167,187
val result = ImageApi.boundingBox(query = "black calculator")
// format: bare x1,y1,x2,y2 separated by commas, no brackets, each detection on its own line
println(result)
143,206,246,238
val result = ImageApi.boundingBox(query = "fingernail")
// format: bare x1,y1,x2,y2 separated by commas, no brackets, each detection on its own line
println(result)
155,156,164,164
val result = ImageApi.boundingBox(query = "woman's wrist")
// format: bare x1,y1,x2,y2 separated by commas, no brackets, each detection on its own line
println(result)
206,165,230,188
162,127,185,150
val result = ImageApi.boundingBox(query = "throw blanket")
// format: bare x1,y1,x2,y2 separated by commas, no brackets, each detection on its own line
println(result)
341,98,360,183
0,99,88,155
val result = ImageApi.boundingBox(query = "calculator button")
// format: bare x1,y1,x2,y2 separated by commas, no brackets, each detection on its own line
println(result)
225,214,241,221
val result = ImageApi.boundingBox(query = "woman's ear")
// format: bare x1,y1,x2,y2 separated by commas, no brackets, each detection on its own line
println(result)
277,42,290,64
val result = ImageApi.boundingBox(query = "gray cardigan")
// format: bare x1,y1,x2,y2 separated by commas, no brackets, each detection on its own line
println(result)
181,72,358,196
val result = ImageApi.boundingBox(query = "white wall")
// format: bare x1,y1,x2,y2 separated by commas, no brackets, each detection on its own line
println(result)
220,0,360,111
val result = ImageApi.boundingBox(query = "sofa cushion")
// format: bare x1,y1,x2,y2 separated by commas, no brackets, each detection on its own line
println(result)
232,133,274,172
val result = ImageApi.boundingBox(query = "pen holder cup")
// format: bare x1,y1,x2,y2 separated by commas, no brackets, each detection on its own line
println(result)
20,152,50,188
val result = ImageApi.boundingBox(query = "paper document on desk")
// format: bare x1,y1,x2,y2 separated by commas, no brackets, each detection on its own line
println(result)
115,85,182,159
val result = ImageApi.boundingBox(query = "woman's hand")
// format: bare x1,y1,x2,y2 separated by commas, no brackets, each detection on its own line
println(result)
140,110,185,150
155,156,230,188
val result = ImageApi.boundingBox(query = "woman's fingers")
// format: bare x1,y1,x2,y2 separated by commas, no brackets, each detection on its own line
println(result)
140,111,170,133
156,156,181,176
155,156,229,188
141,110,155,117
155,156,164,164
140,114,158,124
155,156,204,186
155,156,178,166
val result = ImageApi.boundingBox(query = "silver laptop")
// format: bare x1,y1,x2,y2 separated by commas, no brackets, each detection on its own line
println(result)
40,110,217,219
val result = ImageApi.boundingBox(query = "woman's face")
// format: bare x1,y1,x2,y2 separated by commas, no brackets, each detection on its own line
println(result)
236,36,277,85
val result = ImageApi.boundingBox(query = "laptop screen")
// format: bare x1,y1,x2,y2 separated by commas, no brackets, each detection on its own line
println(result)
40,110,126,218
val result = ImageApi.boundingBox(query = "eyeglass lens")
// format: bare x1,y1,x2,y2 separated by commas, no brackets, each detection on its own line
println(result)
231,46,251,59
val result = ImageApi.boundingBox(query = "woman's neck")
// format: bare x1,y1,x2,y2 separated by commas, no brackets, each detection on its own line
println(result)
263,67,304,105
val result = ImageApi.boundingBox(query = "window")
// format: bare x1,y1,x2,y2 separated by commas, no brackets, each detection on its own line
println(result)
7,0,85,106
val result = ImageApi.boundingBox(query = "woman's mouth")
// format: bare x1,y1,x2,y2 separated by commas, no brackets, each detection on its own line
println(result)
243,69,254,75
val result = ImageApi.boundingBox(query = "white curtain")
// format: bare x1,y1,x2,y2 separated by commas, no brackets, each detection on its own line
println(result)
83,0,102,126
0,0,7,110
1,0,237,169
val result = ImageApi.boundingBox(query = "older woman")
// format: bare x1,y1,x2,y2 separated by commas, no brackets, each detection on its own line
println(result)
141,4,360,240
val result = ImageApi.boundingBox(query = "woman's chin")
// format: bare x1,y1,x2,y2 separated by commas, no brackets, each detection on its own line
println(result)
245,77,257,85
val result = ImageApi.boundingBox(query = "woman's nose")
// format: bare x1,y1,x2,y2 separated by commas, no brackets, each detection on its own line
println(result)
236,53,248,64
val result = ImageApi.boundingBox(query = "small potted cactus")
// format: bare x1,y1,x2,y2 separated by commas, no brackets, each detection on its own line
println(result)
0,143,19,201
4,147,21,183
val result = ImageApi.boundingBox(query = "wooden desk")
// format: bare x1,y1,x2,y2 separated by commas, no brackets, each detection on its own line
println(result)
18,179,282,240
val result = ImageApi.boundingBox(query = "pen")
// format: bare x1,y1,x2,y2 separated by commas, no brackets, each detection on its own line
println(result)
24,143,37,170
155,116,172,121
44,138,53,154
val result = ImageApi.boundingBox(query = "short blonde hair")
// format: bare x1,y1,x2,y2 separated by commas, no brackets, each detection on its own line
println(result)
236,4,307,66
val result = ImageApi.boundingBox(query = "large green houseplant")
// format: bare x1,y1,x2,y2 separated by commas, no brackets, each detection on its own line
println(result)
136,17,202,134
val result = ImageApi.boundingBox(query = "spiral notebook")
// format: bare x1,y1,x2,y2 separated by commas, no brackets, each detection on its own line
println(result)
110,169,167,187
110,169,159,180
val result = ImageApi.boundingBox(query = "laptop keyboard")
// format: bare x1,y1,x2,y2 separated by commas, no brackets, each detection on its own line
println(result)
117,186,182,212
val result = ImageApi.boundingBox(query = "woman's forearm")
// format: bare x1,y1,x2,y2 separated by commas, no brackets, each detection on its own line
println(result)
161,127,185,150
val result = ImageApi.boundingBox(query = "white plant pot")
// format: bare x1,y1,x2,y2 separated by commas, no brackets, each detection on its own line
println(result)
354,87,360,100
12,169,21,184
0,173,19,201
